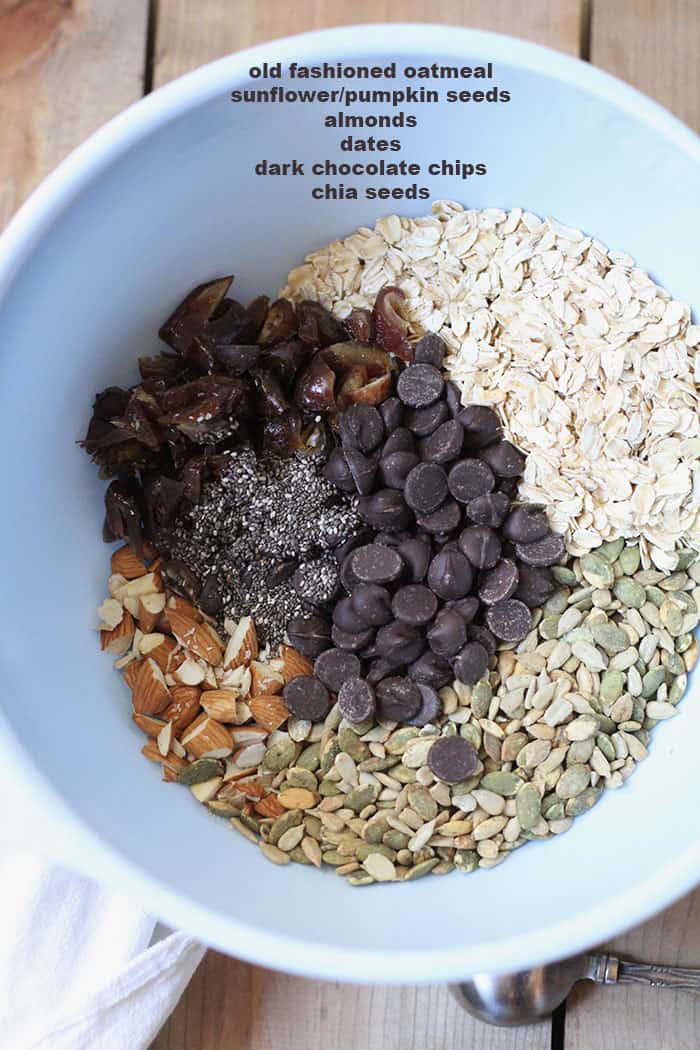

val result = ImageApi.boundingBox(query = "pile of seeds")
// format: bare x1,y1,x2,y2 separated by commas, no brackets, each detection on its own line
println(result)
282,201,700,569
170,446,360,646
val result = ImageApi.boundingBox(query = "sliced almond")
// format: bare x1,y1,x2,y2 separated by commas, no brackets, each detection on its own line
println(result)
142,739,162,762
190,776,223,803
223,616,258,670
157,720,174,757
139,632,183,674
231,726,268,747
132,712,166,737
181,714,233,759
137,592,167,633
161,752,189,781
173,657,206,686
118,572,162,599
201,663,219,690
230,741,266,770
100,609,135,655
201,689,239,722
163,686,202,732
167,594,203,621
123,658,143,691
235,774,274,799
254,794,286,818
248,694,290,732
108,573,128,599
132,657,171,715
250,660,284,697
169,609,224,665
280,644,313,683
111,544,148,580
98,598,124,631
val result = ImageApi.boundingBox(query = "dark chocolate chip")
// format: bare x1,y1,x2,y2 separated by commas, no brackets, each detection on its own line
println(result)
397,536,432,582
404,400,449,436
396,363,444,407
283,676,331,721
323,448,355,492
466,491,510,527
404,463,448,514
375,621,426,665
427,549,473,600
382,427,415,456
427,607,467,657
338,677,376,723
515,532,566,567
448,458,495,503
351,543,404,584
515,564,555,607
428,735,480,782
333,596,370,633
407,651,453,688
331,623,375,652
445,380,462,418
497,476,520,497
467,624,497,659
414,333,446,368
375,676,422,721
286,614,332,658
502,505,550,544
422,419,464,464
367,658,396,685
339,403,384,452
458,525,501,570
416,498,462,535
350,583,393,627
448,596,480,623
313,648,362,692
358,489,413,531
378,450,420,489
453,641,490,686
392,584,438,626
457,405,502,449
379,396,403,432
340,551,362,593
407,684,443,727
344,448,378,495
485,599,533,643
479,439,526,478
478,558,519,605
334,528,374,565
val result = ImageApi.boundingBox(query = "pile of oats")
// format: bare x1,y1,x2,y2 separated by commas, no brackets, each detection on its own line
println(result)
282,201,700,571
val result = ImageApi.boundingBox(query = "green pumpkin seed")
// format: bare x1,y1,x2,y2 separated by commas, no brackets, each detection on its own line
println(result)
645,585,666,608
296,742,321,772
480,771,523,797
356,843,396,863
541,796,565,820
460,723,482,750
540,615,562,640
544,589,572,616
598,538,625,563
318,778,342,796
642,666,667,698
516,783,541,830
581,553,615,588
600,669,625,703
262,738,296,772
659,571,689,591
337,727,370,762
660,599,684,635
470,681,492,718
590,622,630,655
618,545,641,575
454,849,480,872
556,764,590,799
385,727,419,755
565,786,602,816
517,739,552,769
286,766,318,791
177,758,225,785
406,858,440,879
669,674,688,704
407,784,438,822
319,737,340,775
613,578,646,608
345,784,378,812
551,566,577,586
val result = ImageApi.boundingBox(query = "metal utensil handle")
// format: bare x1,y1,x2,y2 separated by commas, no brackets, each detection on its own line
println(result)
618,959,700,993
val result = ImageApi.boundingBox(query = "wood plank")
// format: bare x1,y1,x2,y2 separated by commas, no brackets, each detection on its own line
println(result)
591,0,700,131
153,0,583,87
152,3,582,1046
565,888,700,1050
152,951,552,1050
0,0,148,229
568,1,700,1043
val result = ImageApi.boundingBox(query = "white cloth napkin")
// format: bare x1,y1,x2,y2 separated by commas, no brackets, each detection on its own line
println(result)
0,851,205,1050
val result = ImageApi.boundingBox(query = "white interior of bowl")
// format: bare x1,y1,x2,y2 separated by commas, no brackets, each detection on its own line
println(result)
1,26,699,982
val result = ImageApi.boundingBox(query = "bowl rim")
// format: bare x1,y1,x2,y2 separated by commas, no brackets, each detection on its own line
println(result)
1,22,700,983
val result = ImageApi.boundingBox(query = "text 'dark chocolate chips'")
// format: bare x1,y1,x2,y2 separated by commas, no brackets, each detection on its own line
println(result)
479,439,526,478
427,548,473,600
447,459,495,503
338,677,376,724
351,543,404,584
286,614,331,658
404,462,448,514
313,648,362,692
392,584,438,626
478,558,519,605
283,675,331,722
375,676,421,721
407,684,443,726
515,532,566,567
458,525,501,570
396,363,444,407
428,735,480,783
485,599,532,643
453,641,490,685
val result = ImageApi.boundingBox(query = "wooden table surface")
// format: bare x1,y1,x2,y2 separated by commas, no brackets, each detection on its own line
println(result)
3,1,699,1047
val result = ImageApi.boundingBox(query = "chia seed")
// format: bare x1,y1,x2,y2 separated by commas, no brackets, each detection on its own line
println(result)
170,446,360,647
